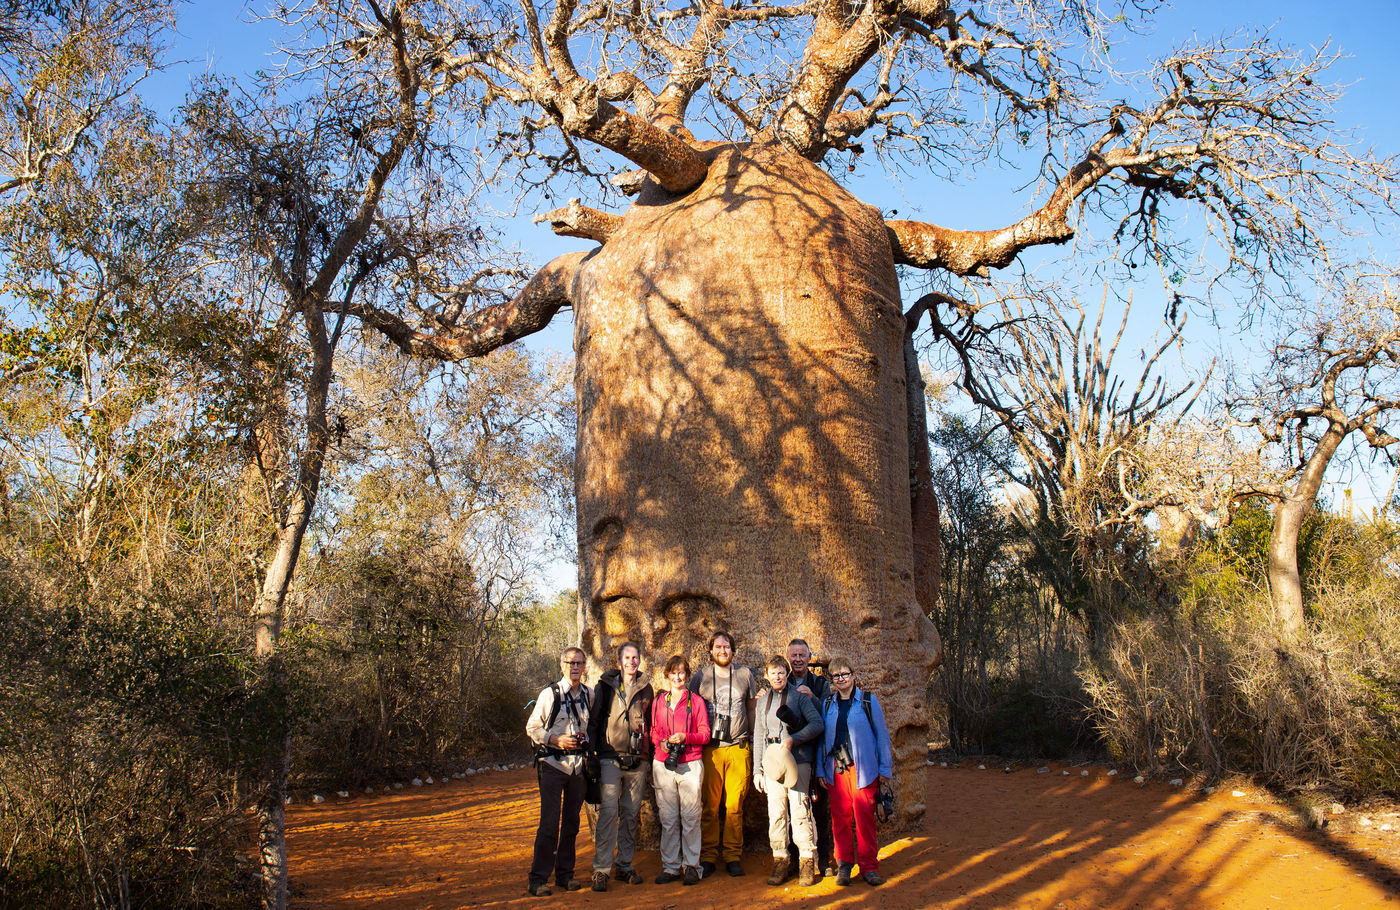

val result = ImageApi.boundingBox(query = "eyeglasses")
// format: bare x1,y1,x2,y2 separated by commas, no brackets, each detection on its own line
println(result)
563,660,586,666
831,671,853,680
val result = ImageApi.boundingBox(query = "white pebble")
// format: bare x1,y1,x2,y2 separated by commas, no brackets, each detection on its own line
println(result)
1037,767,1050,774
1232,790,1246,797
425,777,435,785
1106,769,1118,776
312,794,325,804
283,796,293,806
498,764,508,771
1133,775,1145,784
1169,778,1184,787
336,790,349,798
977,764,986,770
392,782,404,790
1062,770,1070,776
1080,770,1089,776
412,778,423,787
939,762,947,767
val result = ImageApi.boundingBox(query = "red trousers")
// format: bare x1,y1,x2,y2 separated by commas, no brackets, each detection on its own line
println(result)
829,767,879,872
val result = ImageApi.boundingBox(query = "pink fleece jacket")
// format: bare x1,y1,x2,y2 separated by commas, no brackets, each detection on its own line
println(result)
649,689,711,763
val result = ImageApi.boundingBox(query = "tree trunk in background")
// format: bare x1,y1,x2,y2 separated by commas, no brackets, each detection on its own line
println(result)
1268,424,1345,640
573,143,941,824
251,323,334,910
1267,499,1307,639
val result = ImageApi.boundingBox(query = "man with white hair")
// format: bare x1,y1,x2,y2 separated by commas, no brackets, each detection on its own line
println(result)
525,647,592,897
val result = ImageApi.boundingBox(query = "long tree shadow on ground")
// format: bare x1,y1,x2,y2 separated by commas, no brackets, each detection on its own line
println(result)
285,763,1400,909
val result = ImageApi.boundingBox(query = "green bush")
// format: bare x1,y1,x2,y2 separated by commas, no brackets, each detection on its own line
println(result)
0,583,262,909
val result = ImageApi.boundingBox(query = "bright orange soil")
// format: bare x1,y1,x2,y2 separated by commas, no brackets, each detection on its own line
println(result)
286,762,1400,909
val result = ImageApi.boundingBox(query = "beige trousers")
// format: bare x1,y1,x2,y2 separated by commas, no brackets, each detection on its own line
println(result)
765,761,815,859
652,758,704,872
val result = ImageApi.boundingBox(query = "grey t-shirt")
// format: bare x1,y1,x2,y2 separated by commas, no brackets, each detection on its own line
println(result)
689,664,759,745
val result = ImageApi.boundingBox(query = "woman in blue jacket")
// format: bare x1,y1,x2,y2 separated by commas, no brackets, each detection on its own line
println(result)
815,656,892,886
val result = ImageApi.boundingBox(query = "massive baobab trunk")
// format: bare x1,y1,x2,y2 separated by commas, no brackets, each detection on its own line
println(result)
571,142,941,820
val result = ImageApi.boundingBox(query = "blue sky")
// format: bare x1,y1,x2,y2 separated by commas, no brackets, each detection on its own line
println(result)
155,1,1400,589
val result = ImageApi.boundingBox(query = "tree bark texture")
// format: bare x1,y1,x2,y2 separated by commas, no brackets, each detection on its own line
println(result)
572,142,941,823
1267,424,1345,639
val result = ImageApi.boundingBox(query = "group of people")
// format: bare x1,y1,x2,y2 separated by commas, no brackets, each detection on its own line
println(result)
523,633,894,897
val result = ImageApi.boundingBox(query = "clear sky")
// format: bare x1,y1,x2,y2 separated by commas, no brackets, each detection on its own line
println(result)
155,0,1400,591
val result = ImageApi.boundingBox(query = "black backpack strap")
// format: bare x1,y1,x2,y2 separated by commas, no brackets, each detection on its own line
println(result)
546,683,563,731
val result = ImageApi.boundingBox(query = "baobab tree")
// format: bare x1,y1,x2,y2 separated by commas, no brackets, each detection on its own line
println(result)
239,1,1396,861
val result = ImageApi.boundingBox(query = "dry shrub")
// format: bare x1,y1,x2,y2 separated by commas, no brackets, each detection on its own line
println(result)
1080,583,1400,792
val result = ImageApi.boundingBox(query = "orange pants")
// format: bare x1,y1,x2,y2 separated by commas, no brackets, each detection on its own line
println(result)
829,766,879,872
699,743,750,863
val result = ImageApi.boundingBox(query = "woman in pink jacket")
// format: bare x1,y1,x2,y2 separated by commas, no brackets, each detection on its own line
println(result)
650,654,712,885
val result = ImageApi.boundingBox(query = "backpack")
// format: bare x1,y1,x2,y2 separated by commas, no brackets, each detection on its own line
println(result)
544,682,591,730
533,683,591,764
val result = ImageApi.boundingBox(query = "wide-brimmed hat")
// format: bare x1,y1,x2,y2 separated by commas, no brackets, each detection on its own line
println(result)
763,743,799,788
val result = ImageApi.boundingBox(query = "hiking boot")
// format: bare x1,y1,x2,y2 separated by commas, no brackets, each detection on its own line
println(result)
590,871,608,892
726,860,745,877
683,865,701,886
655,870,682,884
527,882,552,897
862,870,885,886
835,863,853,886
798,858,817,886
556,877,583,891
613,868,644,885
766,857,790,886
699,861,716,878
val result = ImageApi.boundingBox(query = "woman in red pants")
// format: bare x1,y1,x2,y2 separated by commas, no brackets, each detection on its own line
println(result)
815,656,893,886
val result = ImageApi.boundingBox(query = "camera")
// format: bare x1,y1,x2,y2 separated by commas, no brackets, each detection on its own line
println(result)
875,781,896,823
664,740,686,771
572,730,588,753
711,713,732,743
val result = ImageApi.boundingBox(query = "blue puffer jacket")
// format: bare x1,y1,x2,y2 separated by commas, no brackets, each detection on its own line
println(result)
816,687,892,790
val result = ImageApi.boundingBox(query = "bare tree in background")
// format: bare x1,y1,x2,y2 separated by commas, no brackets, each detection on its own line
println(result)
1228,276,1400,637
921,290,1207,635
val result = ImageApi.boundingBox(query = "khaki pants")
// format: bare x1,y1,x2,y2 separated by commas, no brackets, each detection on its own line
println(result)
592,757,650,874
700,742,751,863
652,758,703,873
765,761,815,859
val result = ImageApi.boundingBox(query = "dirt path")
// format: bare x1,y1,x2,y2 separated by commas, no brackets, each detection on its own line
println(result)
286,761,1400,909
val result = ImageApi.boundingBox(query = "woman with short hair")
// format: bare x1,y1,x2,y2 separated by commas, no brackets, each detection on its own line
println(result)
752,654,825,887
649,654,711,885
815,656,892,886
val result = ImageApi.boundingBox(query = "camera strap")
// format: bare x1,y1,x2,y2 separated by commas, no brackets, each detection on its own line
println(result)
655,689,692,743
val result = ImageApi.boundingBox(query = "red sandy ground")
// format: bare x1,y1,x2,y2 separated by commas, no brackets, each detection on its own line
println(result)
286,761,1400,909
